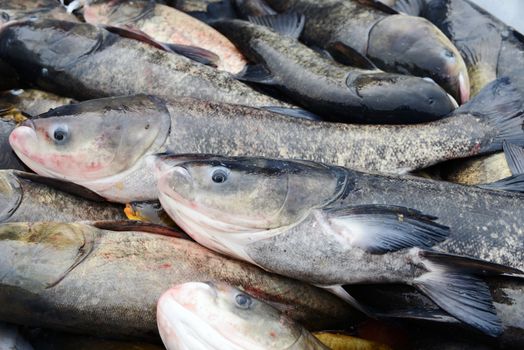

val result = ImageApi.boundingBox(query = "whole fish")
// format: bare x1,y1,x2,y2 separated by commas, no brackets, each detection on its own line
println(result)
155,154,524,336
157,282,329,349
0,120,26,170
0,170,126,223
0,323,34,350
0,19,288,108
0,222,358,338
0,0,78,25
83,0,248,74
384,0,524,95
214,14,456,124
260,0,470,103
0,89,74,118
8,78,524,202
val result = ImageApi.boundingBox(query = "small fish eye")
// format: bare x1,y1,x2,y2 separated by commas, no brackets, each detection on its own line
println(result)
235,293,252,309
1,12,9,21
428,98,434,105
211,168,229,184
443,49,454,59
51,125,69,144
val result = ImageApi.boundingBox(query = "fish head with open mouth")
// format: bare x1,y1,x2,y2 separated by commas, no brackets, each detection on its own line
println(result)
367,15,470,104
8,95,170,184
157,281,313,350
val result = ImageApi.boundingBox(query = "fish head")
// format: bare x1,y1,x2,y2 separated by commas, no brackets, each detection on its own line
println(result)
367,15,470,104
157,282,302,350
0,171,22,222
9,95,170,183
352,72,457,121
154,154,345,232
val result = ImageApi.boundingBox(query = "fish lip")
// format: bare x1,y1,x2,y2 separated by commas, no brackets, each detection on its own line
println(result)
21,119,35,130
458,71,470,104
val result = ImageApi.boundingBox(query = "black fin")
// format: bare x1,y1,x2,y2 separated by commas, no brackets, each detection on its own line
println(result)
478,174,524,193
310,45,334,60
162,43,220,67
234,0,276,18
376,308,459,323
248,12,305,39
207,0,238,21
103,25,171,52
453,78,524,153
324,205,449,254
390,0,424,15
503,141,524,175
262,106,322,121
354,0,400,14
90,220,192,240
14,171,107,202
326,41,377,70
235,64,275,84
413,249,523,336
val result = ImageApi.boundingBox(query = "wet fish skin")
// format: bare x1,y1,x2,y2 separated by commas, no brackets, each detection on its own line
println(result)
262,0,470,103
157,282,329,349
83,0,248,74
213,17,456,123
0,170,126,223
0,323,33,350
0,222,358,339
9,77,524,202
0,89,75,117
0,19,287,108
0,120,26,171
0,0,78,25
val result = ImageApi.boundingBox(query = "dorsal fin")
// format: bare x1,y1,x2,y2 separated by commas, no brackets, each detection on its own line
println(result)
326,41,377,70
248,12,305,39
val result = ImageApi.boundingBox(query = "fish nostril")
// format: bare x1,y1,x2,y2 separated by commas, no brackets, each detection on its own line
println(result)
21,119,35,130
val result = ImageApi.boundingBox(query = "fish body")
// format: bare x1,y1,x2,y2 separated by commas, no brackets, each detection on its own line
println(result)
157,282,329,349
0,222,358,338
0,20,287,108
83,0,247,73
0,89,74,117
8,77,524,202
0,0,78,25
261,0,470,103
0,120,26,170
155,154,524,336
213,16,455,123
0,323,34,350
0,170,126,223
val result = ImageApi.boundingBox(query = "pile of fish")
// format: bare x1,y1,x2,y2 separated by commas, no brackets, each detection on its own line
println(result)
0,0,523,349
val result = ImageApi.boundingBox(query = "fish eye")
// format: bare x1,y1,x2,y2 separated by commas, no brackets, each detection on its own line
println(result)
234,293,252,310
211,168,229,184
50,125,69,145
1,12,9,21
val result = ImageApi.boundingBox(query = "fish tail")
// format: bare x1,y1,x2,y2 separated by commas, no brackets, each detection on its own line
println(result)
411,249,523,337
478,173,524,193
453,77,524,153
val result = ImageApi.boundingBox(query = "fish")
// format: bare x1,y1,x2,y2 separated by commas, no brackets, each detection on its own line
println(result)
0,323,34,350
347,276,524,348
0,119,26,170
0,170,127,223
0,222,359,339
83,0,248,74
260,0,470,103
382,0,524,96
0,89,75,118
213,13,456,124
0,0,78,25
173,0,238,22
0,19,289,108
8,78,524,202
234,0,276,18
154,153,524,336
125,200,177,228
157,282,330,349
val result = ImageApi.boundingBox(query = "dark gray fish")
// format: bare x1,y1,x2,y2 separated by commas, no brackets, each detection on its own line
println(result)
0,120,26,171
260,0,470,103
0,222,358,339
0,170,126,223
213,14,456,124
0,0,78,25
9,78,524,202
234,0,276,18
0,323,33,350
0,19,288,108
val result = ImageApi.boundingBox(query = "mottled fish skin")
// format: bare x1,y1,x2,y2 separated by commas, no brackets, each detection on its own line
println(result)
0,170,126,223
213,18,455,123
83,0,248,74
263,0,470,103
0,0,78,25
0,20,288,108
0,89,75,117
0,222,358,339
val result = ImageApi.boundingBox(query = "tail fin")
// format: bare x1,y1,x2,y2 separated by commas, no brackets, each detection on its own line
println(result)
452,78,524,153
504,141,524,175
412,249,523,337
478,173,524,193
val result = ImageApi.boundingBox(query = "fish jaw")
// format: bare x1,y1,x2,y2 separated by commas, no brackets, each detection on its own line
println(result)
157,284,247,350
